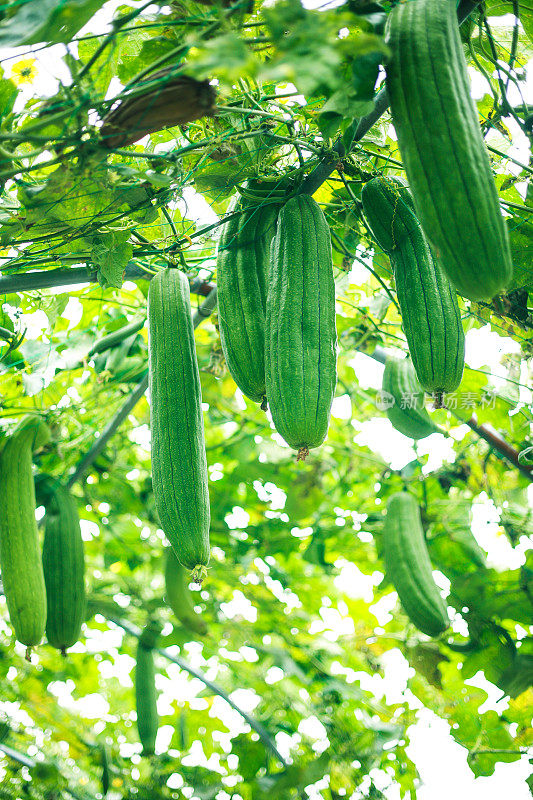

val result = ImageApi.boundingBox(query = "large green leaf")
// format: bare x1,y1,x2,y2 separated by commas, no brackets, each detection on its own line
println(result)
0,0,107,46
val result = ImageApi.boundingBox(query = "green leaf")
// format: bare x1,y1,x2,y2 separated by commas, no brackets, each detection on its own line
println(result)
92,230,133,289
461,627,515,686
78,23,151,98
187,33,258,84
38,294,68,329
450,567,533,627
262,0,342,96
0,0,107,47
257,752,330,796
231,733,265,780
405,641,450,688
497,652,533,698
0,69,17,120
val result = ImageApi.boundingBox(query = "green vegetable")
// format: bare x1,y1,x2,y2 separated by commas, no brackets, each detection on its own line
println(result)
103,332,139,373
265,195,337,460
217,187,280,405
38,476,86,654
100,744,110,797
385,0,513,300
135,620,162,756
88,316,145,357
0,717,10,743
148,269,210,580
0,416,50,652
361,175,419,253
383,492,449,637
382,357,437,440
164,548,207,636
109,356,147,384
362,176,464,398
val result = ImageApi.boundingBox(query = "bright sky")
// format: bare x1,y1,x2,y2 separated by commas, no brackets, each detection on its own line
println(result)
0,1,532,797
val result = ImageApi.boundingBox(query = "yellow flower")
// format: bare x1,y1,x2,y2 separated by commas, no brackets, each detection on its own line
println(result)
11,58,37,85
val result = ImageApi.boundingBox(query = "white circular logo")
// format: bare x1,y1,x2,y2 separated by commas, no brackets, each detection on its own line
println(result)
375,391,395,411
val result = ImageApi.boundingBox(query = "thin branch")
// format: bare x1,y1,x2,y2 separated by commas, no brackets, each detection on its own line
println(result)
486,144,533,176
107,614,288,767
460,412,533,482
66,375,148,489
361,346,532,481
469,748,529,756
330,229,400,312
0,742,35,768
66,286,217,488
481,14,524,131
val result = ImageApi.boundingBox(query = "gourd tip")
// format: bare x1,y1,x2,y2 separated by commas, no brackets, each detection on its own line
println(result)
296,446,309,462
190,565,208,585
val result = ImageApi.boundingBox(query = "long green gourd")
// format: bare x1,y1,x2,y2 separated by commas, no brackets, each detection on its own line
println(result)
265,195,337,460
383,492,449,636
38,476,86,654
385,0,512,301
88,316,145,357
103,332,139,374
164,548,207,637
0,416,50,653
382,357,437,440
135,620,162,756
148,269,210,580
362,176,464,399
217,182,282,406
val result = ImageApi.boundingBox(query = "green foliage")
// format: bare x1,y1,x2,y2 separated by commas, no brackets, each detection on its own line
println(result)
0,0,107,47
0,0,531,796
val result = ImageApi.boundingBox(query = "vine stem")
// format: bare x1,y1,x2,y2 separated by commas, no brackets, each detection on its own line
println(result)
66,287,217,488
470,748,529,756
458,412,533,482
0,264,214,297
107,614,288,767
